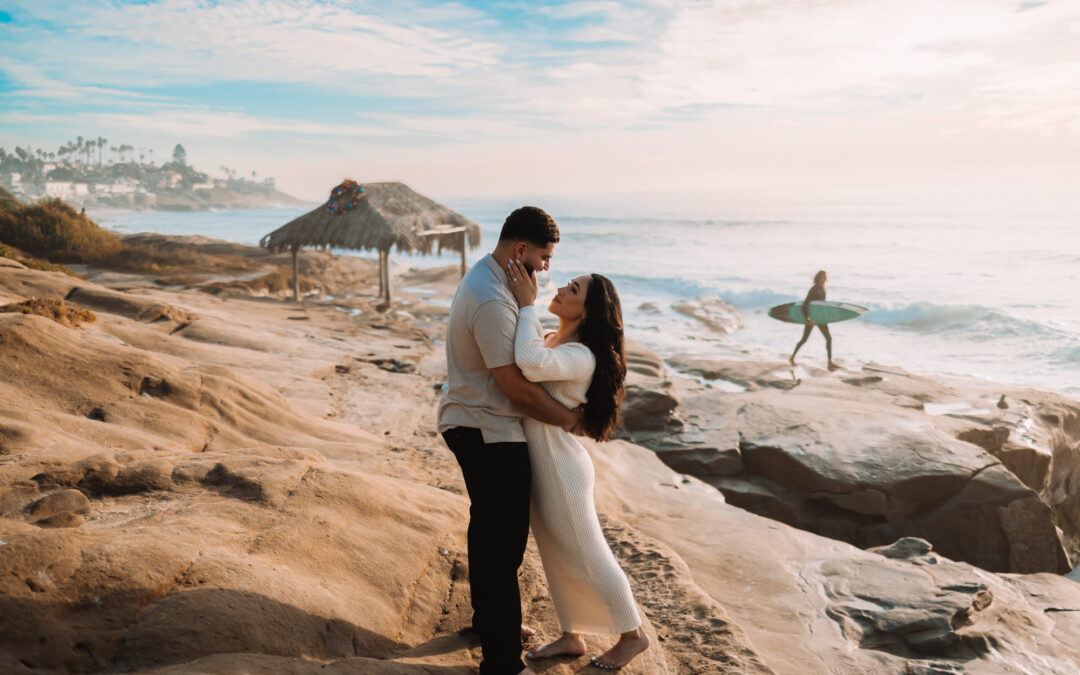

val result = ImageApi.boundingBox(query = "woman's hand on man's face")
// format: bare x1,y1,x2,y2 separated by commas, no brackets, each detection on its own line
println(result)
506,258,538,308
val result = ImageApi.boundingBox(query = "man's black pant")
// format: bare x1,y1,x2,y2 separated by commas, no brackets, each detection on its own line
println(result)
442,426,531,675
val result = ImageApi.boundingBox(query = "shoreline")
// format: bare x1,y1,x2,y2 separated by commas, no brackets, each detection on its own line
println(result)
81,207,1080,399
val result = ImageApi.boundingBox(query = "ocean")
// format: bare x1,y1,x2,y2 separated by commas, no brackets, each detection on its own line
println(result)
95,184,1080,396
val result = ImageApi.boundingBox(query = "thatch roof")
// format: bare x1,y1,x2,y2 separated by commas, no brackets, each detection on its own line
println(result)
260,181,481,255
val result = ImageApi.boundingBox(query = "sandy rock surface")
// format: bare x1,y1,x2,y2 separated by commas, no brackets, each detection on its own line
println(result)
2,239,1080,674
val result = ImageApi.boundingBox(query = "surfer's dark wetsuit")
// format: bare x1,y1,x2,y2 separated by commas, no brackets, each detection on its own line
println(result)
792,284,831,361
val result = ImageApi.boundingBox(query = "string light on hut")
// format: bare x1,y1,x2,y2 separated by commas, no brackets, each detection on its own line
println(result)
324,179,365,214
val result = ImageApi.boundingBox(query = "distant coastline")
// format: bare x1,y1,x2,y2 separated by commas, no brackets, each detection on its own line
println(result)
1,139,310,212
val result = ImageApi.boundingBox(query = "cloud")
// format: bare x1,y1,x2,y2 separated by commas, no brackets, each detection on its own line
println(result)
8,0,502,87
3,0,1080,197
0,108,398,139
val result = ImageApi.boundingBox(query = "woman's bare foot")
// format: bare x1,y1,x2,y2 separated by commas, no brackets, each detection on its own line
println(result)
827,360,839,371
591,628,650,670
789,355,796,366
526,632,586,660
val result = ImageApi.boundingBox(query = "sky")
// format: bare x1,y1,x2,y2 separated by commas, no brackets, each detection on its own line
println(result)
1,0,1079,200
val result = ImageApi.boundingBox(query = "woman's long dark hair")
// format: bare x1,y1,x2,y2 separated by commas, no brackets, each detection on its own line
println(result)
578,274,626,442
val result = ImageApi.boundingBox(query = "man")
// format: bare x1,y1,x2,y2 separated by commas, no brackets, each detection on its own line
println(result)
438,206,580,675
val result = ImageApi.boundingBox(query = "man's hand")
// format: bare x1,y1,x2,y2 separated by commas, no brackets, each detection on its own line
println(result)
564,405,585,434
506,258,538,308
491,364,577,429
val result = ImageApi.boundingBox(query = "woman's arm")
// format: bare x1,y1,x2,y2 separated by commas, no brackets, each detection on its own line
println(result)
515,306,594,383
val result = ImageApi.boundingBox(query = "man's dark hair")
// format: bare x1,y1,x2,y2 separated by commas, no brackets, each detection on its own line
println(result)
498,206,559,246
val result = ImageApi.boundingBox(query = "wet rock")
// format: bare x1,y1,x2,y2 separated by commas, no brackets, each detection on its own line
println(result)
684,392,1069,573
625,337,666,379
843,375,883,386
671,296,742,334
998,497,1071,574
622,384,682,432
867,537,939,563
649,426,744,477
667,356,797,391
958,426,1010,453
995,442,1050,492
706,476,804,525
957,427,1050,492
656,445,744,477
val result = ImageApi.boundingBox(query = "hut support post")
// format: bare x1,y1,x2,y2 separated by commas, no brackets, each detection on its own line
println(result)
377,251,385,300
291,246,300,302
383,249,392,306
460,231,467,278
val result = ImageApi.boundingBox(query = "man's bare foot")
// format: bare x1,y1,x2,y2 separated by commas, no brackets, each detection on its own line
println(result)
526,632,586,660
521,624,536,638
591,629,650,669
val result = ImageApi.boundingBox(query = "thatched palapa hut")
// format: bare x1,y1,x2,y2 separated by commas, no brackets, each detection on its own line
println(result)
260,181,481,305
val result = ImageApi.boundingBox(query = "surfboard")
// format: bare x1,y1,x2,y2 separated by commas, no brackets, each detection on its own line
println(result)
768,301,867,325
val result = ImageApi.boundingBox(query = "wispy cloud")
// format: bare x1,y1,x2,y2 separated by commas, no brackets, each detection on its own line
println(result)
2,0,1078,195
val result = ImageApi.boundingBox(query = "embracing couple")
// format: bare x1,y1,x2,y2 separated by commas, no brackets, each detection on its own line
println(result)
437,206,650,674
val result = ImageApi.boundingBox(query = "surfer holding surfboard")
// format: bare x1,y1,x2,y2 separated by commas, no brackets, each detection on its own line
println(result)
767,270,867,371
790,270,836,369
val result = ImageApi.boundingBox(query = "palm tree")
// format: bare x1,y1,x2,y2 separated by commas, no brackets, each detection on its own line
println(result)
97,137,106,166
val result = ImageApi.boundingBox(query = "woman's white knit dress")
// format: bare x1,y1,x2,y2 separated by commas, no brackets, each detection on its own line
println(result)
515,305,642,635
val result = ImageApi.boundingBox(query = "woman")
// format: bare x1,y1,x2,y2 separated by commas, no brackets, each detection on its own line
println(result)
505,258,649,671
790,269,838,370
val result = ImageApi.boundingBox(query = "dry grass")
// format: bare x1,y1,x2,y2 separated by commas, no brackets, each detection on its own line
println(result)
96,241,261,275
0,297,96,327
154,274,211,287
0,196,123,260
200,268,316,297
0,241,78,276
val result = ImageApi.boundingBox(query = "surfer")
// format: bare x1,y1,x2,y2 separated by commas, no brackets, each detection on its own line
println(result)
790,270,838,371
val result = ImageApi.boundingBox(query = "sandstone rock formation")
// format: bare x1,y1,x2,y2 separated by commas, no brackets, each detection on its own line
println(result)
625,354,1075,576
3,246,1080,674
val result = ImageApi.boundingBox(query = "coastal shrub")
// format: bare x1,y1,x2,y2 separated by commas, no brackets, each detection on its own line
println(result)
97,241,256,275
0,240,77,276
0,185,20,213
0,197,123,261
0,297,96,328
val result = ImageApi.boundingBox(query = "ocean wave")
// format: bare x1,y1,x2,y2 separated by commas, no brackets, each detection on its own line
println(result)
601,272,720,299
715,288,799,308
610,277,1072,344
861,301,1067,338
